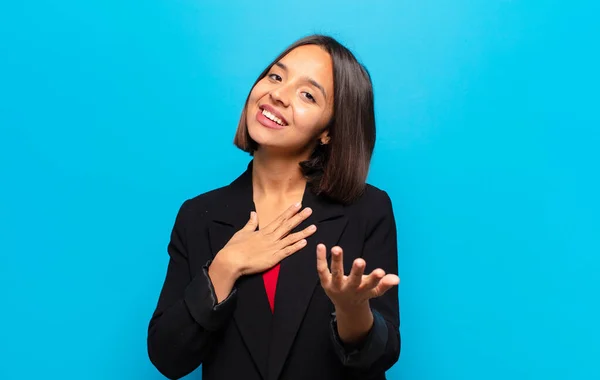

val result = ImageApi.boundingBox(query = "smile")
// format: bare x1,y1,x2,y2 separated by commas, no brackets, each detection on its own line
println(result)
261,108,287,126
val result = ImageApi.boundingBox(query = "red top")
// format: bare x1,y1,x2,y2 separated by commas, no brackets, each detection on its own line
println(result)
262,263,280,313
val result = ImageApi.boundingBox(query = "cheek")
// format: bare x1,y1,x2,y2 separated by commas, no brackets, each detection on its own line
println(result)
245,88,264,123
247,87,261,105
247,81,270,106
293,106,326,134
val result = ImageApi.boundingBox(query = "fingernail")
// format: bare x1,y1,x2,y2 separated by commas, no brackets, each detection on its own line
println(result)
309,224,316,231
295,202,301,208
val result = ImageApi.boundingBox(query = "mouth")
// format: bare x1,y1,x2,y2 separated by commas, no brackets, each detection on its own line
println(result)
259,104,288,127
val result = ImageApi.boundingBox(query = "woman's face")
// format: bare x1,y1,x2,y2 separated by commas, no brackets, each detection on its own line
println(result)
245,44,334,155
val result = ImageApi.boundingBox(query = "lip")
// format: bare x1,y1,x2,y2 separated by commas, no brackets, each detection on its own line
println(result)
256,108,285,130
259,104,288,126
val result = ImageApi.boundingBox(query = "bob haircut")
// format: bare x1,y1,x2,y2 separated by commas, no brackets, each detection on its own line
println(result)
234,34,376,205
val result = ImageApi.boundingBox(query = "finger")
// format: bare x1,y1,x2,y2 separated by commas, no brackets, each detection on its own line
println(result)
382,274,400,287
273,207,313,239
316,244,330,286
280,224,317,247
362,268,385,290
330,246,344,288
370,274,400,298
277,238,307,262
242,211,258,231
263,202,302,233
347,258,365,289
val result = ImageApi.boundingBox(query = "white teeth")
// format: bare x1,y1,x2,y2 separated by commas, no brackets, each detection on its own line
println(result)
262,109,285,126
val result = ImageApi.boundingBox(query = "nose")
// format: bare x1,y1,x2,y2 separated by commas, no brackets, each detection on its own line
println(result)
269,83,291,107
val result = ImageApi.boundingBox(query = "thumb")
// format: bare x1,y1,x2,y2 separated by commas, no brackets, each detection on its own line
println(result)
243,211,258,231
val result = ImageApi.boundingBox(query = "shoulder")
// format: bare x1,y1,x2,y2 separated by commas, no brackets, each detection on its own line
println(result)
342,183,396,232
172,185,231,225
347,183,394,213
187,185,230,209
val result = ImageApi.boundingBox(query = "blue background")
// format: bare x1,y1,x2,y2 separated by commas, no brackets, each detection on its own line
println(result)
1,1,598,379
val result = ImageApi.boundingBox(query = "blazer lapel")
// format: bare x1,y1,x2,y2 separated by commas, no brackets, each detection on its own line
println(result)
207,163,272,380
267,188,348,380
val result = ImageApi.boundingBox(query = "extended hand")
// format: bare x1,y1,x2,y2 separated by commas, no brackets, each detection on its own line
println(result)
316,244,400,310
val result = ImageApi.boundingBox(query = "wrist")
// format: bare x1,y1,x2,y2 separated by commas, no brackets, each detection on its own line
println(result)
334,303,374,345
208,252,241,303
335,302,372,321
212,249,242,281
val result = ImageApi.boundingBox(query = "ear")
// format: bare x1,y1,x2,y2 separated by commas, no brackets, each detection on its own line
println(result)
318,129,331,145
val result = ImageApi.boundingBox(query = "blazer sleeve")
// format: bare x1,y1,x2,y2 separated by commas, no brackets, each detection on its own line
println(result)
330,189,401,378
147,200,238,380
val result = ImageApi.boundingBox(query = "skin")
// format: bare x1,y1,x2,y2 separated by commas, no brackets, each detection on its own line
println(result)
246,44,334,157
208,44,399,345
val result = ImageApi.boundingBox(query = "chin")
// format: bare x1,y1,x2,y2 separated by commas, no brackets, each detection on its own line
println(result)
247,120,265,142
246,125,278,148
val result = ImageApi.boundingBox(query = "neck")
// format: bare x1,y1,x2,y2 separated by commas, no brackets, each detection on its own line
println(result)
251,149,307,201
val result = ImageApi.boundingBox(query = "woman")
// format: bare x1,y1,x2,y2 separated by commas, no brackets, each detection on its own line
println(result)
147,34,401,380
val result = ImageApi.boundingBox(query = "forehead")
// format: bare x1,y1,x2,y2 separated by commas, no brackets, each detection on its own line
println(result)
278,45,333,91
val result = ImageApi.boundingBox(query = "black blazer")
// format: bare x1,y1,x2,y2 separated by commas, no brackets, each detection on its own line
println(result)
147,162,401,380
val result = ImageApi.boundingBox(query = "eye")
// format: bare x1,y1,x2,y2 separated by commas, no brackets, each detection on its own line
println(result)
268,73,282,81
302,92,316,103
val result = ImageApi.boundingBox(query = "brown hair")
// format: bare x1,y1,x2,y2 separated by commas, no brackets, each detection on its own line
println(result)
234,35,376,204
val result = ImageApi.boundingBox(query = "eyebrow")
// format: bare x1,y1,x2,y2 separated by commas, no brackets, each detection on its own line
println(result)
274,62,327,99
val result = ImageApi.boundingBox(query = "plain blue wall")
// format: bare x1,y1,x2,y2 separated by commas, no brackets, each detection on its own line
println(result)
1,1,598,379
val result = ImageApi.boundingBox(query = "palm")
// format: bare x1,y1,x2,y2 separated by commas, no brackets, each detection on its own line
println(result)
316,244,399,308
